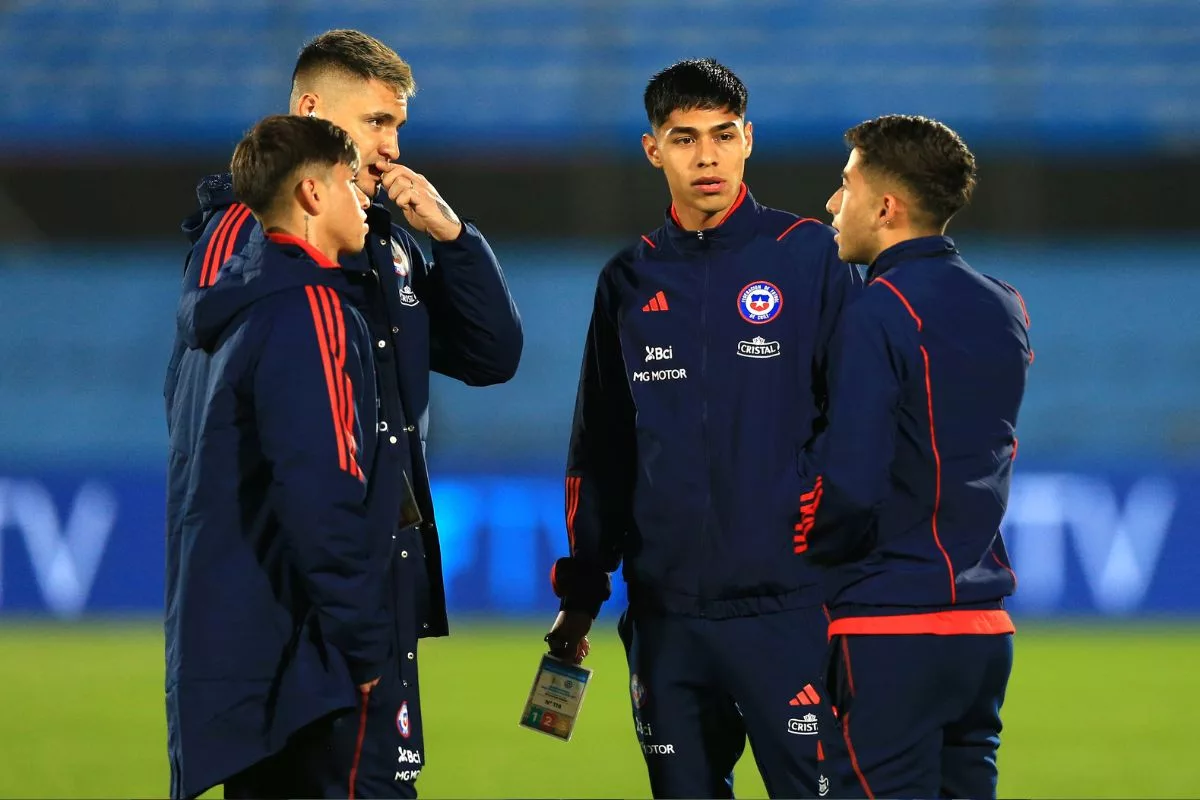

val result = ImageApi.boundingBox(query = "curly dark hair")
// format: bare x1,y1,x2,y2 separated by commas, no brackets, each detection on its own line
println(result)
846,114,977,228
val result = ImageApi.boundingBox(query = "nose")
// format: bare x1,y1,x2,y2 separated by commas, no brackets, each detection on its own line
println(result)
826,188,841,217
379,132,400,162
697,137,718,168
355,185,370,210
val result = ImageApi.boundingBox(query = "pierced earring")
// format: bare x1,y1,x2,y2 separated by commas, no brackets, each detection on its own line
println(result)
307,111,315,118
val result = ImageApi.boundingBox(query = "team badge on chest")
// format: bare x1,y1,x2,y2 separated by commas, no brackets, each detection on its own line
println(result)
391,239,410,277
397,700,412,738
738,281,782,324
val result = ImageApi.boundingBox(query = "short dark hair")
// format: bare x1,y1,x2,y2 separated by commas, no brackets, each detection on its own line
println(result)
231,115,360,218
291,29,416,100
846,114,977,228
644,58,748,131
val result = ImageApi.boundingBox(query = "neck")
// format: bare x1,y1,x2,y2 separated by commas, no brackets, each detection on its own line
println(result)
672,202,726,232
869,224,944,262
264,211,338,265
670,183,744,232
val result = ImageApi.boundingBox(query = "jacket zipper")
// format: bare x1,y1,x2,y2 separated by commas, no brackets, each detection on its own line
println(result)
697,229,711,615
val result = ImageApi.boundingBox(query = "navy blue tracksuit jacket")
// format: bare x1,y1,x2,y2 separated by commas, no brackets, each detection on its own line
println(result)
552,186,861,618
796,235,1028,625
166,233,390,798
165,176,522,798
795,235,1031,800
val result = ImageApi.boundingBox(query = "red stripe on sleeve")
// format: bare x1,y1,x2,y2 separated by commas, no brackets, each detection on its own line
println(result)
219,204,253,274
305,286,349,474
565,476,581,553
200,206,239,287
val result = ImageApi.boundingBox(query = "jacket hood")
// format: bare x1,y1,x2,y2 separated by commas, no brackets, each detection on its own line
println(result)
181,172,237,246
178,232,344,351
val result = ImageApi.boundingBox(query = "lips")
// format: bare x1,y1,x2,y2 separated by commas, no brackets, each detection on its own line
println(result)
693,177,726,195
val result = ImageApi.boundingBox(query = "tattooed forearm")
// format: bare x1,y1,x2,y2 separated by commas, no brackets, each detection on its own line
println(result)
436,199,458,224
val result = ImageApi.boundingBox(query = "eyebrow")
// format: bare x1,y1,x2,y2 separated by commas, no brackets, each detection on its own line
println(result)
663,121,739,137
364,111,404,127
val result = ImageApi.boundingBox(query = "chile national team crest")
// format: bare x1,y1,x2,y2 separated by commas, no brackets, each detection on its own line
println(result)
391,239,410,278
738,281,783,324
397,700,412,738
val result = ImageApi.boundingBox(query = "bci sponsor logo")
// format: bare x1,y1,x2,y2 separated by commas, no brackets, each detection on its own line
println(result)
645,345,674,362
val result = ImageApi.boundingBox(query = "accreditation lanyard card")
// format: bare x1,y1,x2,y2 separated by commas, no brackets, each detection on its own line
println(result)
519,654,593,742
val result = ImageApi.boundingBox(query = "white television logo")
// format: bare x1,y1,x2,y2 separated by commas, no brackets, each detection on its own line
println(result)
0,479,117,617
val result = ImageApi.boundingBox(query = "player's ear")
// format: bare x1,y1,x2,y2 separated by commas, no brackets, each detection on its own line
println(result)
743,120,753,159
296,177,322,216
879,193,901,228
642,132,663,169
294,92,319,118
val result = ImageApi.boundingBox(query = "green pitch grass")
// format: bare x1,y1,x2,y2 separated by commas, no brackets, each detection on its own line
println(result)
0,621,1196,798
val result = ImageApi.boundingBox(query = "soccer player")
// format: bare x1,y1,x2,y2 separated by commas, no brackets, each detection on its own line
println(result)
166,114,392,797
164,30,523,799
796,114,1031,799
545,59,861,798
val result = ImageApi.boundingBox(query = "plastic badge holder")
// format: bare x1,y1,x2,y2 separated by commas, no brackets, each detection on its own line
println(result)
519,653,593,742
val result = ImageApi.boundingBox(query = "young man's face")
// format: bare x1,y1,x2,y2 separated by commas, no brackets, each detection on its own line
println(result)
316,78,408,197
826,148,884,265
643,107,753,225
323,161,371,256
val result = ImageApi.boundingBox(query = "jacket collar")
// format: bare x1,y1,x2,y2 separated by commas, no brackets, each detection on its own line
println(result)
664,183,757,249
868,235,958,282
264,232,339,268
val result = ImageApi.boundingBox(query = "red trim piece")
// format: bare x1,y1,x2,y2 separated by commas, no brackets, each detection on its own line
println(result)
829,609,1016,637
201,204,249,287
641,235,656,249
199,207,236,287
565,476,581,553
669,182,748,230
317,286,351,475
220,205,252,274
843,712,875,800
991,550,1018,590
326,287,362,480
1010,285,1031,327
715,183,748,226
873,277,923,331
921,345,956,604
550,562,559,594
776,217,820,242
266,231,339,268
348,689,370,799
305,287,347,473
